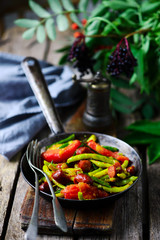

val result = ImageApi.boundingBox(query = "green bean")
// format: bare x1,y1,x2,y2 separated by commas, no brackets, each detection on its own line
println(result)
78,192,84,200
59,142,69,149
90,176,111,188
67,153,116,164
43,160,50,166
56,192,64,197
87,134,97,142
94,181,133,193
39,176,45,183
90,160,112,168
47,134,75,149
63,167,82,175
102,146,119,152
117,173,127,179
43,165,65,189
115,176,138,186
94,169,108,178
121,160,129,169
101,174,109,180
88,168,103,176
106,177,117,182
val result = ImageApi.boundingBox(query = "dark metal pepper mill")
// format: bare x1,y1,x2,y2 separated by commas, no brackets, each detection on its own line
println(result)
73,72,112,131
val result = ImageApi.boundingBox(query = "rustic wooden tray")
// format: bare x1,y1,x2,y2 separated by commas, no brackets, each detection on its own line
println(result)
20,101,116,236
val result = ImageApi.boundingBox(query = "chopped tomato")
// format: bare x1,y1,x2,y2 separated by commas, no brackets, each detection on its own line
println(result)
61,182,109,200
61,184,79,200
41,140,81,163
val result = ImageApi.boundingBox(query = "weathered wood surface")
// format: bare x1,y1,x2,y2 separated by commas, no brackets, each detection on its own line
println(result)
148,160,160,240
0,153,20,238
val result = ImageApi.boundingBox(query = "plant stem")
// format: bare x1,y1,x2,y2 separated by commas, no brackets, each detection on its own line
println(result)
125,28,151,39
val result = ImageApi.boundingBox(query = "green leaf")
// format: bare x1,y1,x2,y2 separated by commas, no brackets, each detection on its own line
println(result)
111,78,135,89
78,0,89,12
136,48,146,92
87,17,121,35
56,15,69,31
14,19,39,28
22,28,35,39
102,0,139,10
127,120,160,136
58,53,69,65
141,2,160,14
119,9,137,27
147,142,160,164
142,103,154,119
90,4,106,18
142,35,150,54
125,131,160,145
130,72,137,85
61,0,74,11
47,0,62,13
111,101,133,114
101,17,121,35
85,20,100,36
55,45,71,53
111,88,134,106
70,13,82,27
36,25,45,43
45,19,56,40
29,0,51,18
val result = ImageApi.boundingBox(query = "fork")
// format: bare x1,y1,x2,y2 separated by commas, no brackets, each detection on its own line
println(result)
25,140,68,239
25,140,39,240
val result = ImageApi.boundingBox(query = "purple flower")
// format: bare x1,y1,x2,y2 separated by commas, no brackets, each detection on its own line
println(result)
107,38,137,78
68,35,94,77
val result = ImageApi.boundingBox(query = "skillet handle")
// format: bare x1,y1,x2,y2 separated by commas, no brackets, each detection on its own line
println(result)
22,57,64,134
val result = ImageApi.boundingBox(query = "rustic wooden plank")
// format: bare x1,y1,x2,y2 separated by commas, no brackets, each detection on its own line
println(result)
110,178,142,240
0,153,20,239
73,202,115,236
148,160,160,239
109,113,143,240
20,187,76,235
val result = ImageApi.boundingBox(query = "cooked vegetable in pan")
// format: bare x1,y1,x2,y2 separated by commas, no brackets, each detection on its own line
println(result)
39,134,138,200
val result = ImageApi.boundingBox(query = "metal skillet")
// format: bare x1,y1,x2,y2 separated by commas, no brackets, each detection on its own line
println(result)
21,57,142,208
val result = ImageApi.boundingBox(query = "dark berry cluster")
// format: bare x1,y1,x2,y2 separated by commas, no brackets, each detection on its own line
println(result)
107,38,137,78
68,35,94,77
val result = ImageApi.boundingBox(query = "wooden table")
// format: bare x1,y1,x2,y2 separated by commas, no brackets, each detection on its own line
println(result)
0,26,160,240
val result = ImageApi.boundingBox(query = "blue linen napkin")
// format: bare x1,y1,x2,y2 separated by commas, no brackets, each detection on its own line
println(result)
0,52,85,161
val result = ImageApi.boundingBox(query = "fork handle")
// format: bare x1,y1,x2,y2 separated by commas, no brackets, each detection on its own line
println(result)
25,172,39,240
44,174,68,232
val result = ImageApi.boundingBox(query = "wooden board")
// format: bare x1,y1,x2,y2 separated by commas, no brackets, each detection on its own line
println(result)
20,188,115,236
20,101,116,236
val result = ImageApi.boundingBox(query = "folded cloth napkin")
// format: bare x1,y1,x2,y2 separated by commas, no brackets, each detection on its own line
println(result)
0,52,85,161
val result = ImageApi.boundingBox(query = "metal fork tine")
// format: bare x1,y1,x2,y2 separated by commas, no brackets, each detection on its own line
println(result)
26,140,68,233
